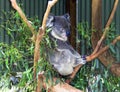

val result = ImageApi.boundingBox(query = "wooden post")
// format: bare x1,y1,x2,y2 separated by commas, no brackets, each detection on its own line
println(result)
66,0,76,48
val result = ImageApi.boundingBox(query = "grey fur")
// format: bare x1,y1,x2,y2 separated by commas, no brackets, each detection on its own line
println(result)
46,14,86,76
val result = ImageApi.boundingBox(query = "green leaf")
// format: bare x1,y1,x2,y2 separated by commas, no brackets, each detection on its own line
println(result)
5,58,10,70
46,28,52,33
109,44,116,54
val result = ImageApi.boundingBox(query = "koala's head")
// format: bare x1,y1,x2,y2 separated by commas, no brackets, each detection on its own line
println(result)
46,14,71,41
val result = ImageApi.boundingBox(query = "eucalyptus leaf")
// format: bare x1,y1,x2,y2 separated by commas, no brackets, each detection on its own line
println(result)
109,44,116,54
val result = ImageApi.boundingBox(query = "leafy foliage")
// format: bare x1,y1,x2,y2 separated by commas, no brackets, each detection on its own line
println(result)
0,10,36,91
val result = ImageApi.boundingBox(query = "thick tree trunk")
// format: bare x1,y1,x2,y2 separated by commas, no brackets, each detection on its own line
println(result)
92,0,120,76
66,0,76,48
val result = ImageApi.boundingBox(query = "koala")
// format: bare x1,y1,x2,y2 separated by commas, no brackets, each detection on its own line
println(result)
46,14,86,76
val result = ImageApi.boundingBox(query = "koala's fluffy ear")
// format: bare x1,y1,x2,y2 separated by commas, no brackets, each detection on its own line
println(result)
46,14,54,28
63,13,70,23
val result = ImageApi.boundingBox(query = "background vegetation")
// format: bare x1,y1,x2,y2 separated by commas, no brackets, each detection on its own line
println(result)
0,10,120,92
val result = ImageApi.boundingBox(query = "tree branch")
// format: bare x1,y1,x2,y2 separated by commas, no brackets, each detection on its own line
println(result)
33,28,44,79
33,0,58,80
36,71,44,92
105,0,119,28
10,0,36,41
87,36,120,61
41,0,58,31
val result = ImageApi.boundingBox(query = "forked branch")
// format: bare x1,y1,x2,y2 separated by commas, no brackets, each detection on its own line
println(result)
66,35,120,83
91,0,119,55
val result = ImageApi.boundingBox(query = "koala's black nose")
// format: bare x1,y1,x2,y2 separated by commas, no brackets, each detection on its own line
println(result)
66,30,70,36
